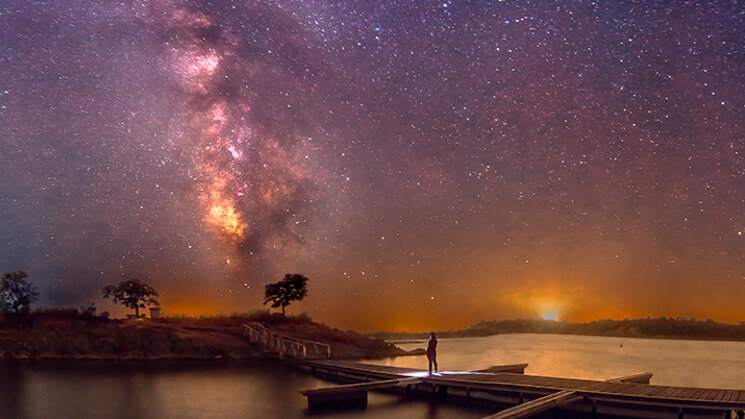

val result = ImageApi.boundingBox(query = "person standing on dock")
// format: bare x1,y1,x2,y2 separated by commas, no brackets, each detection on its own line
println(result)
427,331,438,374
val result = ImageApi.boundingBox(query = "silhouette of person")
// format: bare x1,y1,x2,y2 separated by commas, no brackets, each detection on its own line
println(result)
426,331,438,374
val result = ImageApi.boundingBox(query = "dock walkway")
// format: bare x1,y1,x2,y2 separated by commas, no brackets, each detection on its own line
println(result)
298,360,745,418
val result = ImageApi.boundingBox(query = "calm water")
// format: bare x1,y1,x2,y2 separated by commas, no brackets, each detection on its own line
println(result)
372,333,745,388
2,334,745,418
0,360,492,419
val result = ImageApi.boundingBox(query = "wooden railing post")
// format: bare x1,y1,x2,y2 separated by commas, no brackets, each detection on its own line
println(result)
242,322,331,359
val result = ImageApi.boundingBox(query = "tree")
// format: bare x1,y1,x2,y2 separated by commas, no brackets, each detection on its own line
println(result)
263,274,308,315
0,271,39,313
101,279,159,317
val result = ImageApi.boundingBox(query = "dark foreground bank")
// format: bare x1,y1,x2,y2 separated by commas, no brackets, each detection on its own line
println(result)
0,311,411,360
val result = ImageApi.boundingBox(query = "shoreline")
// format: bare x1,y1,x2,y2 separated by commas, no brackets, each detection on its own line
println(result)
387,331,745,345
370,317,745,343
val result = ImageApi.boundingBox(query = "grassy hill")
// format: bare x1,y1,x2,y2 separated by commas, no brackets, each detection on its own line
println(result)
0,310,408,360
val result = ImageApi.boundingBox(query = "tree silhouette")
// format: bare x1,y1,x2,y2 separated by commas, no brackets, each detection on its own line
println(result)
102,279,159,317
263,274,308,315
0,271,39,313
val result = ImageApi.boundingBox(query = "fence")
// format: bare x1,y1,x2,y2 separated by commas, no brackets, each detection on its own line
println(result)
243,322,332,359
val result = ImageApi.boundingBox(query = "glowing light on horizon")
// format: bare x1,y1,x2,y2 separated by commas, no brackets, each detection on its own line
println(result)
538,302,563,321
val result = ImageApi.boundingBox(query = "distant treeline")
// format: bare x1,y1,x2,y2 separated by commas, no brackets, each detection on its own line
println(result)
368,317,745,342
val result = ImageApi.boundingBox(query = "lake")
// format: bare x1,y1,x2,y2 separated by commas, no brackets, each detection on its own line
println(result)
0,359,493,419
2,333,745,418
371,333,745,388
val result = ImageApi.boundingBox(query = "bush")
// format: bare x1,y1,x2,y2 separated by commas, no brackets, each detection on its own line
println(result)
29,307,110,324
296,311,313,322
36,307,79,318
80,302,97,316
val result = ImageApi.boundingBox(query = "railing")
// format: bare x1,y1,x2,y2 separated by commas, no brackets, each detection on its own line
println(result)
243,322,332,359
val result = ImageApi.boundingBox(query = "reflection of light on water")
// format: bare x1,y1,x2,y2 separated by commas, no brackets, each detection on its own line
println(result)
403,371,494,377
374,334,745,389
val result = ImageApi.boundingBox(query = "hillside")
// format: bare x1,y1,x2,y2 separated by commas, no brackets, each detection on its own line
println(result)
0,311,409,360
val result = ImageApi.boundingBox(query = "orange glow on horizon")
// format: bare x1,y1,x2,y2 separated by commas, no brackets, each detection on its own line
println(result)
159,298,223,318
499,281,574,321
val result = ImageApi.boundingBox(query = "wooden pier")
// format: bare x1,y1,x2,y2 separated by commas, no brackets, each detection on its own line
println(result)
297,360,745,418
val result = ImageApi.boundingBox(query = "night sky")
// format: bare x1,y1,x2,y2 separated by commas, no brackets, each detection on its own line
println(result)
2,1,745,331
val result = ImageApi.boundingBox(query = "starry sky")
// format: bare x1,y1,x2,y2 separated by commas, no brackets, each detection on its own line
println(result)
2,0,745,331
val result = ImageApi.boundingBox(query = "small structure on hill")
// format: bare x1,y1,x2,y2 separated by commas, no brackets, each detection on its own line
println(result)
149,307,161,319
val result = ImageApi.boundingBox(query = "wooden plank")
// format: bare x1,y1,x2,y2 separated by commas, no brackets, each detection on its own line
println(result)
690,388,709,400
606,372,653,384
679,388,704,399
656,387,679,398
701,389,718,400
617,383,644,394
635,385,662,397
710,389,724,400
729,390,740,402
616,384,641,396
604,383,629,393
305,360,422,376
647,386,675,397
708,388,724,400
665,387,694,399
299,377,422,396
633,386,661,397
724,390,736,401
655,387,682,398
583,382,615,392
726,390,737,402
473,364,529,374
483,390,583,419
715,389,728,401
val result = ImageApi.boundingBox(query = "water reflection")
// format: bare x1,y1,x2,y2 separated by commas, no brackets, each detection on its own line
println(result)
0,360,492,419
374,333,745,388
5,334,743,418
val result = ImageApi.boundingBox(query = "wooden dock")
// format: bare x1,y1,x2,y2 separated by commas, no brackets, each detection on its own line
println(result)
297,360,745,418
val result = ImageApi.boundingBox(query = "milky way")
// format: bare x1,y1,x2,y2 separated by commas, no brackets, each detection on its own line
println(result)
1,1,745,331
